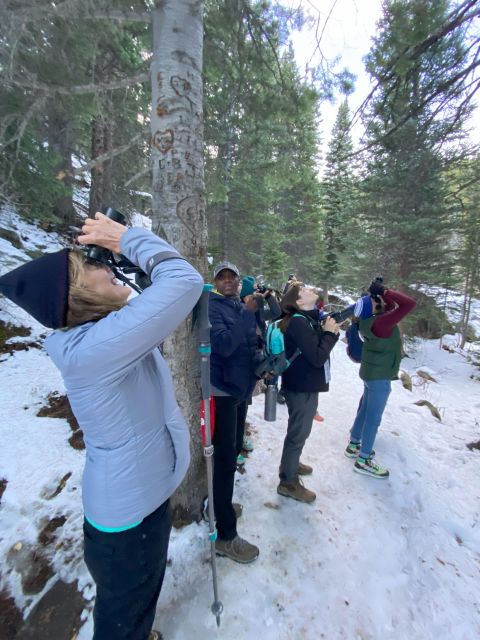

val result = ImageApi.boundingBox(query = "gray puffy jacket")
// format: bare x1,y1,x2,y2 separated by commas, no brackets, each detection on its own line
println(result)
45,227,204,528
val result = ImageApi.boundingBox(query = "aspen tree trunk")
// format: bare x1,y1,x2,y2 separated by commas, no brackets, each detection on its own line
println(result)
151,0,208,525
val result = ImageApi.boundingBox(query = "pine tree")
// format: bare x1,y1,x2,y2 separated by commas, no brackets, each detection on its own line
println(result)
358,0,474,291
320,98,356,295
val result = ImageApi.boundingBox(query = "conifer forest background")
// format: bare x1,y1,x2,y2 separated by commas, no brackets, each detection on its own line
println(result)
1,0,479,333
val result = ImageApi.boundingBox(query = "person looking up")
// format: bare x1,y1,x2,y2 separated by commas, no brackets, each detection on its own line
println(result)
0,212,204,640
277,283,340,503
209,262,259,563
345,280,416,478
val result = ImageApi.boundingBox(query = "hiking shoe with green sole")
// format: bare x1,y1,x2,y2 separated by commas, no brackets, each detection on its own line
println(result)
215,535,259,563
242,435,254,452
277,479,316,503
354,456,389,478
344,442,375,459
297,461,313,476
236,453,246,466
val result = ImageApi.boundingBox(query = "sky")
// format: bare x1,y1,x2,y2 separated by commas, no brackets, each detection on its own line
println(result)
1,211,480,640
286,0,480,148
288,0,383,143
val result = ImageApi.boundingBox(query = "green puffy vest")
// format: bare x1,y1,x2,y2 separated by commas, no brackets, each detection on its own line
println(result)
358,316,402,381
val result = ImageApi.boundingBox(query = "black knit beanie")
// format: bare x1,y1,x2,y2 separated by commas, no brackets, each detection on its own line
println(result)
0,249,70,329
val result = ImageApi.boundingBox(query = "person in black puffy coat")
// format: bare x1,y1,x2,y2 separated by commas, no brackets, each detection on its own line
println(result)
277,282,340,503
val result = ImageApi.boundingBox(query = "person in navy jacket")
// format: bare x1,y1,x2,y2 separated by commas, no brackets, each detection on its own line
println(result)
209,261,260,564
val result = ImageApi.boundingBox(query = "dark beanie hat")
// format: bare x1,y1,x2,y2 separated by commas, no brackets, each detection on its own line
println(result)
0,249,70,329
240,275,255,298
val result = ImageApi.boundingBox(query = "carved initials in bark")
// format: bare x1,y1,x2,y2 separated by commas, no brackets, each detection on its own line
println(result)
176,195,201,237
171,75,193,109
152,129,174,152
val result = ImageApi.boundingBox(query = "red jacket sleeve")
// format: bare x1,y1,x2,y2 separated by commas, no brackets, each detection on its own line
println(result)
372,290,416,338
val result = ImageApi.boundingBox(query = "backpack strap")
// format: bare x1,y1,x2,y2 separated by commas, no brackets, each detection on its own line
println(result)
287,313,315,366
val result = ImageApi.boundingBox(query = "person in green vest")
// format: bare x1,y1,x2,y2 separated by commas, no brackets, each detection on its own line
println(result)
345,280,416,478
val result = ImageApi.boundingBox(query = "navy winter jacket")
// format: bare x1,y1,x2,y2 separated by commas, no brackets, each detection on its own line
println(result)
209,292,258,400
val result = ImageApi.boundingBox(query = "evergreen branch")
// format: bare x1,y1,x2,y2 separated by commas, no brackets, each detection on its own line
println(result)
7,71,150,96
347,0,480,136
80,10,151,23
3,1,151,24
67,133,144,177
241,0,286,89
304,0,338,75
124,167,151,188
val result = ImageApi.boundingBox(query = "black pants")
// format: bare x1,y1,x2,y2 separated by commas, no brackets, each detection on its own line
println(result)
83,500,171,640
212,396,247,540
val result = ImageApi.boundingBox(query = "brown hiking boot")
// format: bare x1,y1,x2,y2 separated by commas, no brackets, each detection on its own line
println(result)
277,479,316,503
215,535,259,564
297,461,313,476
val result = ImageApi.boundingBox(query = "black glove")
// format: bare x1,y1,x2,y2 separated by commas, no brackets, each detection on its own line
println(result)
368,280,385,297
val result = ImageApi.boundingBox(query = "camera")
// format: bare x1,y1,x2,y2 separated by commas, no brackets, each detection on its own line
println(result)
255,274,273,295
368,276,385,311
325,305,355,324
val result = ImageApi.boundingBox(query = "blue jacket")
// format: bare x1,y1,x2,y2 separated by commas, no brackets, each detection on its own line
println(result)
45,228,204,528
209,292,258,400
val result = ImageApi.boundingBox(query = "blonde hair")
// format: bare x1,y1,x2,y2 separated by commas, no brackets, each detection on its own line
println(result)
65,251,127,328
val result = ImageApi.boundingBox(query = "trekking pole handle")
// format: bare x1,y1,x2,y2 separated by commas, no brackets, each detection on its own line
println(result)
197,284,213,400
197,284,213,344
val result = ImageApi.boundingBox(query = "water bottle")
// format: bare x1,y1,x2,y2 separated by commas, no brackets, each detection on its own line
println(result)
264,382,277,422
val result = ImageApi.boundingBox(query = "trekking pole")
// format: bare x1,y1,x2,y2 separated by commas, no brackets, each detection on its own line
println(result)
196,283,223,627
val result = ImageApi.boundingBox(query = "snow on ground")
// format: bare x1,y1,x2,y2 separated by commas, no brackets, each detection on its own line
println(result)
1,327,479,639
1,213,480,639
418,284,480,339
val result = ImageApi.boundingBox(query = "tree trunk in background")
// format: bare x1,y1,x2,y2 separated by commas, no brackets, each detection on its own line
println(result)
151,0,208,525
89,96,114,218
220,121,233,260
47,104,75,226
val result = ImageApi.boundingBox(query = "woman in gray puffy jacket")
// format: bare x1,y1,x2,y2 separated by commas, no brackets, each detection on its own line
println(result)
0,212,204,640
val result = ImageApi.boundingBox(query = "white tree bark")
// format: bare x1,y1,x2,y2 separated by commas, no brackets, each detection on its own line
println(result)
150,0,208,524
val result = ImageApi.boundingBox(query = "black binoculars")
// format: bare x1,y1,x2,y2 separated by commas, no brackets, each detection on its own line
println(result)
84,207,150,292
86,207,125,264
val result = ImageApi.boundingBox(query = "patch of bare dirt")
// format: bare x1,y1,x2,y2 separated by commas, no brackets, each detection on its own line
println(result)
38,516,67,547
15,579,88,640
6,543,54,595
37,393,84,450
43,472,72,501
0,478,7,504
0,588,23,640
0,319,41,357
